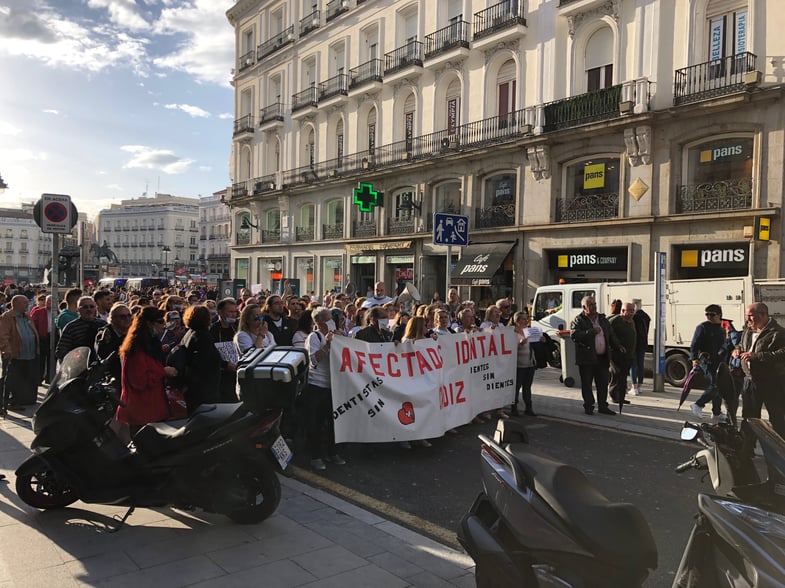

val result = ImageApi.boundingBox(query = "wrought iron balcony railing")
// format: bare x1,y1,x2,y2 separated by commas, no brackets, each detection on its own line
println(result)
252,174,278,195
300,10,320,36
475,203,516,228
384,40,423,75
233,114,254,136
352,220,377,238
425,21,470,59
349,59,383,89
236,232,250,246
474,0,526,40
257,26,294,60
676,178,752,213
322,223,344,240
427,202,461,229
326,0,349,22
237,50,255,72
555,192,619,223
319,73,349,101
292,86,319,112
261,229,281,243
674,52,757,106
295,226,315,242
543,84,621,132
259,102,285,123
387,216,415,235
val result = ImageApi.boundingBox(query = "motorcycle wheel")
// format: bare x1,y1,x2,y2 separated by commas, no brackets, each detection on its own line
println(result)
16,468,78,509
223,461,281,524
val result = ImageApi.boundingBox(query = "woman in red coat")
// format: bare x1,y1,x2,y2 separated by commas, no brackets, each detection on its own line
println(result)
116,306,177,433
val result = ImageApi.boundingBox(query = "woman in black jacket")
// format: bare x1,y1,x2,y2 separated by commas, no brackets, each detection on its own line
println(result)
181,304,223,415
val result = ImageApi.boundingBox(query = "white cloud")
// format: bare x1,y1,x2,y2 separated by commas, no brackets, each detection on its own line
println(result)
42,109,59,115
164,103,211,118
121,145,194,174
217,112,233,120
152,0,235,86
86,0,149,32
0,121,22,136
3,148,48,162
106,183,123,191
198,165,212,172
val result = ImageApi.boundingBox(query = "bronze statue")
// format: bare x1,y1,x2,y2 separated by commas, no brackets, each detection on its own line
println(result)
91,240,119,265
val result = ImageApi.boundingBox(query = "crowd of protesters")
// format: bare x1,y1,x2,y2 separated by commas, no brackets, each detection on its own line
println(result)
0,280,542,471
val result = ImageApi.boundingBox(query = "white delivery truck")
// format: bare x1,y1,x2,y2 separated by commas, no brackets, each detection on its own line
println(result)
531,276,785,387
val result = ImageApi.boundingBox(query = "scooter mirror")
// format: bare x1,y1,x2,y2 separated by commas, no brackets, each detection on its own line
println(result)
681,427,700,441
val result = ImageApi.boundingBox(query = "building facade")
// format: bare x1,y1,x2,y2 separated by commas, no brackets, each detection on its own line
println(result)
200,190,232,280
97,193,200,279
225,0,783,305
0,204,53,285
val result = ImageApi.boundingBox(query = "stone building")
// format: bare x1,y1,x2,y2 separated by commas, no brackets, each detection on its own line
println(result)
225,0,782,305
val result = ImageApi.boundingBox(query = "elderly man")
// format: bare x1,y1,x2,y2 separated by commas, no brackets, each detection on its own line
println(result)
56,296,106,361
354,306,393,342
571,296,620,416
734,302,785,437
209,297,239,403
0,295,40,410
361,281,394,309
496,298,513,326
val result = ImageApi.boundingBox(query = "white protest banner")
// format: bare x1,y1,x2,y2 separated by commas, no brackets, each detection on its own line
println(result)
329,326,517,443
214,341,238,365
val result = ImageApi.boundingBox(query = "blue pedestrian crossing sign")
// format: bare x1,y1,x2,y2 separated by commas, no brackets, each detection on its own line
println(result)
433,212,469,246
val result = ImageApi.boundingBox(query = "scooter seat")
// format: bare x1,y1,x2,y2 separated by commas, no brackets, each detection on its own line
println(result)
507,447,658,570
133,403,246,456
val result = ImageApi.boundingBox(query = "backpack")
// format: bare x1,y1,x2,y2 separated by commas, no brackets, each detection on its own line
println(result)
530,332,555,369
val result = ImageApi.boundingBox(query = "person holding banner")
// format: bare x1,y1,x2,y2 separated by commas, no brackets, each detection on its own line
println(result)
513,311,539,417
354,306,393,343
304,308,345,470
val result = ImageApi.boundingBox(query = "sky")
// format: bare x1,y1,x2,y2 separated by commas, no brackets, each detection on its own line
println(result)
0,0,237,220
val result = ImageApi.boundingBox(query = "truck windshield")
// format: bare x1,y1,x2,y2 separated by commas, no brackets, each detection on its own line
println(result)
533,291,563,320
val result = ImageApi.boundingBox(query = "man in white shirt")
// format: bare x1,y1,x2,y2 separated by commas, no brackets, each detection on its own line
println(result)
361,281,394,309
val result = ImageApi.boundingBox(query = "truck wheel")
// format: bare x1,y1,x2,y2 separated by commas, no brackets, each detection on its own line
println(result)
665,354,691,388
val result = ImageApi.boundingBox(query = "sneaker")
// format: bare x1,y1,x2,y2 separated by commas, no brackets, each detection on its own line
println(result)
712,413,729,424
327,454,346,465
690,403,704,418
631,386,641,396
310,458,327,471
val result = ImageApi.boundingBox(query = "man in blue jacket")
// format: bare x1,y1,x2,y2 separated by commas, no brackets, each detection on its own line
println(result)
690,304,727,421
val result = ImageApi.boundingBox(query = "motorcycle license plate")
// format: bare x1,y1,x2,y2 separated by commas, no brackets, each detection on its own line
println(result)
270,435,293,469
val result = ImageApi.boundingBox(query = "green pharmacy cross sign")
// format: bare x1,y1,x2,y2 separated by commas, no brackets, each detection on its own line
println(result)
353,182,381,213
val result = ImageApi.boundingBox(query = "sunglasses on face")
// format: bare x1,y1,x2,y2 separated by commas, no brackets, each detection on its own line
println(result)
705,312,717,317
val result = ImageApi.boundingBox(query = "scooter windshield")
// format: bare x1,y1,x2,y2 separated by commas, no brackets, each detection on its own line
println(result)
54,346,92,387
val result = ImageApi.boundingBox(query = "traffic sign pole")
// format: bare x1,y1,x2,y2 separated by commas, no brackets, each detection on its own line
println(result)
446,245,451,303
49,233,59,383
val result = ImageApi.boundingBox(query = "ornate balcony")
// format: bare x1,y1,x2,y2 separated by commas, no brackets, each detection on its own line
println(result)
384,40,423,76
352,220,377,238
252,174,278,195
326,0,349,22
322,223,344,240
261,229,281,243
473,0,527,47
237,50,255,72
674,52,758,106
300,10,320,36
349,59,383,93
236,232,250,246
475,203,516,228
387,216,415,235
257,26,294,61
233,114,254,137
259,102,285,127
291,86,319,114
319,73,349,106
555,192,619,223
424,21,470,64
676,178,752,213
295,226,315,242
542,84,621,132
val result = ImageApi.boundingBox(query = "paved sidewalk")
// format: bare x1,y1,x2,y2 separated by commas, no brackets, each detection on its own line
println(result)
0,371,756,587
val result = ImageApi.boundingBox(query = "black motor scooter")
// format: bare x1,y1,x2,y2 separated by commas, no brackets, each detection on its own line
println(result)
458,418,785,587
15,347,296,527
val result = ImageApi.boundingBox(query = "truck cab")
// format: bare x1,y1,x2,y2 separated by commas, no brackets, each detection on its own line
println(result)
532,285,600,333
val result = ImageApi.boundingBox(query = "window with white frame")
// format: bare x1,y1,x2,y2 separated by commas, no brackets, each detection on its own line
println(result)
497,59,516,125
586,27,614,91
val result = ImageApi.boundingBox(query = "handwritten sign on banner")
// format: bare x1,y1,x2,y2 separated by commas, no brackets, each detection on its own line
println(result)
329,326,517,443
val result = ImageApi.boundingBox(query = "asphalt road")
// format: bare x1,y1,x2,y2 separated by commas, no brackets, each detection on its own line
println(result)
291,416,709,587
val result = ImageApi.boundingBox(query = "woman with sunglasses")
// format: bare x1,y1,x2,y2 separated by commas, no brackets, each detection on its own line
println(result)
116,306,176,434
234,303,275,357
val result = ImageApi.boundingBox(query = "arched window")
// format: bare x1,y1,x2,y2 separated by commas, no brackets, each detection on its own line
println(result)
558,157,620,223
297,204,315,241
496,59,516,126
324,199,344,240
366,107,377,154
403,92,416,150
306,128,315,167
585,27,613,91
336,119,344,165
445,79,461,133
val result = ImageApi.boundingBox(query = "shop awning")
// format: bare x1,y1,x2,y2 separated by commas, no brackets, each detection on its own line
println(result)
451,242,515,286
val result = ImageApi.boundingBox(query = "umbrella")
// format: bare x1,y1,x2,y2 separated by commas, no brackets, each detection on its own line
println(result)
678,355,709,410
715,362,739,426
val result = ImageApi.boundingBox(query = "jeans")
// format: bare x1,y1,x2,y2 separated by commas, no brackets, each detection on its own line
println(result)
515,366,536,410
695,367,721,416
305,383,337,459
630,347,646,385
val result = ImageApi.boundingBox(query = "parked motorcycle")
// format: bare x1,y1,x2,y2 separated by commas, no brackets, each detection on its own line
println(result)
457,418,785,587
15,347,297,526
